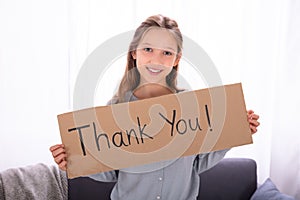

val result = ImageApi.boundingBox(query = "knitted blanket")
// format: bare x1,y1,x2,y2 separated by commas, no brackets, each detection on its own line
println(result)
0,163,67,200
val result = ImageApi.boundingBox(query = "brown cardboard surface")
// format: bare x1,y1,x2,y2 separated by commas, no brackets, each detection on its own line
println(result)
57,83,252,178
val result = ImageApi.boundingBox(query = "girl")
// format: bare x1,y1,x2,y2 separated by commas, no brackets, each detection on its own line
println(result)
50,14,260,199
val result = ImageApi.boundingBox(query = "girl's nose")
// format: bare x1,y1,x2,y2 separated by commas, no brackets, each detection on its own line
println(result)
150,50,163,65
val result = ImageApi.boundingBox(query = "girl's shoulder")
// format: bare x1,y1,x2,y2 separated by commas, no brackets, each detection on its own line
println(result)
106,98,118,105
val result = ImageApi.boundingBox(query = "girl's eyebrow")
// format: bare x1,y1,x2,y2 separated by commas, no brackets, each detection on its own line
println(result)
164,47,176,52
138,42,154,48
139,42,176,52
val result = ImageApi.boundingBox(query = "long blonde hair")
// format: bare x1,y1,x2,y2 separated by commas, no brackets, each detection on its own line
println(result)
113,14,183,103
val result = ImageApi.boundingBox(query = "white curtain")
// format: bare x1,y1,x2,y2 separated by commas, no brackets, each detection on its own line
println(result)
0,0,299,198
269,0,300,198
0,0,70,168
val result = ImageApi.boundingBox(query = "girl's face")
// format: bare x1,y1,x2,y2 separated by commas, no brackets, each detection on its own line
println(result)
132,27,181,86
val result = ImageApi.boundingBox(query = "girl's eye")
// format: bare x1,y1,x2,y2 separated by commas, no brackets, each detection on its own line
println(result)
163,51,173,56
144,48,152,52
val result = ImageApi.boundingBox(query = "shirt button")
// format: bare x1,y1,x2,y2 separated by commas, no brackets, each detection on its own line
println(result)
158,177,163,181
156,196,161,199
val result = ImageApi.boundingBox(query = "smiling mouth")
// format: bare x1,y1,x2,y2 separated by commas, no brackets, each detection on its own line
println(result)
146,67,163,74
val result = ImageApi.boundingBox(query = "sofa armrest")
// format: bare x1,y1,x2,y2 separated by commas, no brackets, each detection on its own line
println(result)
0,163,68,200
198,158,257,200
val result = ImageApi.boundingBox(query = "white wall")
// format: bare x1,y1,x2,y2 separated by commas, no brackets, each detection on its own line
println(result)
0,0,69,168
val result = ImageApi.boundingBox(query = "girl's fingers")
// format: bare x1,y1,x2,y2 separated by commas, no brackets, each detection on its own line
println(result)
249,119,260,127
59,160,67,171
49,144,64,152
247,110,260,134
52,147,66,158
247,110,254,115
50,144,68,171
250,114,259,120
54,153,67,165
250,125,257,134
247,110,259,120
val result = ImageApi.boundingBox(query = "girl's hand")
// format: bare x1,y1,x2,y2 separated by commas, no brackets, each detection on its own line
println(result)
247,110,260,134
50,144,67,171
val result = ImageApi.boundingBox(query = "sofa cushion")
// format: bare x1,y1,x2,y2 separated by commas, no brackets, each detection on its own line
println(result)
68,177,115,200
250,178,295,200
197,158,257,200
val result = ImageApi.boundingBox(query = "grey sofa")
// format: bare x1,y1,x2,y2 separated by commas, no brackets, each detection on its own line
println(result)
68,158,257,200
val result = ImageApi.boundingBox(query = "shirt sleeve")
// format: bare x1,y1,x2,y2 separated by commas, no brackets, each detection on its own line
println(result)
193,149,230,174
87,170,118,182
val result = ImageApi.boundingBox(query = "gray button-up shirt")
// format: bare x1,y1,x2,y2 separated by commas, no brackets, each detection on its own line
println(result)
88,91,229,199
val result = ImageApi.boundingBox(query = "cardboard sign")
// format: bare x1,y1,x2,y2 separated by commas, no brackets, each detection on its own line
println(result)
57,83,252,178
